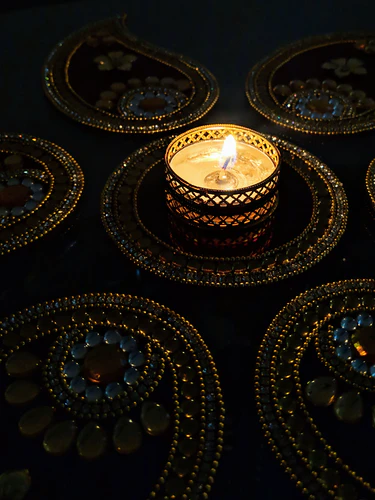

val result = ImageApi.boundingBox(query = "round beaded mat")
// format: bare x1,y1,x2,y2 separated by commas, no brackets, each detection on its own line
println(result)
43,16,218,134
255,279,375,499
0,133,84,255
0,293,224,499
101,135,348,287
366,158,375,211
246,33,375,134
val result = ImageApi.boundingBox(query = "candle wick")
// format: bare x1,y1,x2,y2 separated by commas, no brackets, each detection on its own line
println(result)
221,156,231,171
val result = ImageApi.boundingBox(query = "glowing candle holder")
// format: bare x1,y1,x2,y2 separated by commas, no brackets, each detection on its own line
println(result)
165,124,280,230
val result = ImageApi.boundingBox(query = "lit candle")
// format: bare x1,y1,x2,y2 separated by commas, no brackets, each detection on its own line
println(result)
169,134,276,193
165,125,280,229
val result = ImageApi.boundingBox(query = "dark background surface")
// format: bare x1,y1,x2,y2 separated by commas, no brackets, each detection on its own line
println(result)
1,0,375,498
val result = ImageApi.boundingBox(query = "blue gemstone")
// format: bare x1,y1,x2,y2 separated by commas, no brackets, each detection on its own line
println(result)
340,317,357,331
351,359,368,374
336,345,352,361
357,313,373,327
333,328,349,344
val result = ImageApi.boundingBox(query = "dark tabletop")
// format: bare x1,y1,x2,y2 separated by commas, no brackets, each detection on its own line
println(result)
1,0,375,498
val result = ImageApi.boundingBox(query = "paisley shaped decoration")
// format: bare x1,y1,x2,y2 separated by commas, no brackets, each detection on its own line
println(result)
0,293,224,499
256,279,375,498
101,134,347,287
0,133,84,255
43,16,218,133
246,33,375,134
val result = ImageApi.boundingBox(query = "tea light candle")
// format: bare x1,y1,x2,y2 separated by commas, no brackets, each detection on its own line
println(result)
165,124,280,229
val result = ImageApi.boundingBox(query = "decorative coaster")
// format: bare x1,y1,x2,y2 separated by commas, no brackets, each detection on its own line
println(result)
246,33,375,134
255,279,375,499
0,293,224,499
43,16,218,134
366,158,375,212
0,133,84,255
101,135,348,287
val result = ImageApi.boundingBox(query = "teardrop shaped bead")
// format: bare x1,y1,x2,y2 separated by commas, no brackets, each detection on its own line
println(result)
43,420,78,455
334,391,363,423
19,406,54,437
5,352,39,377
141,401,170,436
5,380,40,405
0,470,31,500
113,417,142,454
305,377,337,407
77,422,107,460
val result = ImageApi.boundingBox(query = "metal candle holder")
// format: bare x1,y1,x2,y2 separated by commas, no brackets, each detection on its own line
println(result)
165,124,280,230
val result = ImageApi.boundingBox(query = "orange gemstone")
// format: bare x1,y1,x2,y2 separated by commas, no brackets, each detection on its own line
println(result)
0,185,31,208
352,327,375,362
139,97,167,112
83,344,125,384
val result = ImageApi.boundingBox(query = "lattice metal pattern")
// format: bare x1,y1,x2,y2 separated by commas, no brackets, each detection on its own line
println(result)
166,124,279,166
166,192,278,228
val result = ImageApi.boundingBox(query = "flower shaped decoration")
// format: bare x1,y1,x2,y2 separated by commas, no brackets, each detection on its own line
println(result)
93,51,137,72
64,328,147,402
95,76,191,112
119,86,188,119
3,325,170,460
274,78,375,121
355,39,375,54
322,58,367,78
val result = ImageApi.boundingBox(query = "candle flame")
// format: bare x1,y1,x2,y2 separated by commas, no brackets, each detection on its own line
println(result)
219,135,237,171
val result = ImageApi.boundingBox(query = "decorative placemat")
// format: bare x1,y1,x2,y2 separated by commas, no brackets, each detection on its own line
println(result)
101,135,348,287
0,133,84,255
43,16,218,134
366,158,375,211
0,293,224,499
246,33,375,134
255,279,375,499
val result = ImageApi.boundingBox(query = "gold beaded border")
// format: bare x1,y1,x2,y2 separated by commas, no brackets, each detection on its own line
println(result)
42,17,219,134
246,33,375,135
0,134,84,256
0,293,224,499
255,279,375,498
101,134,348,287
366,158,375,210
